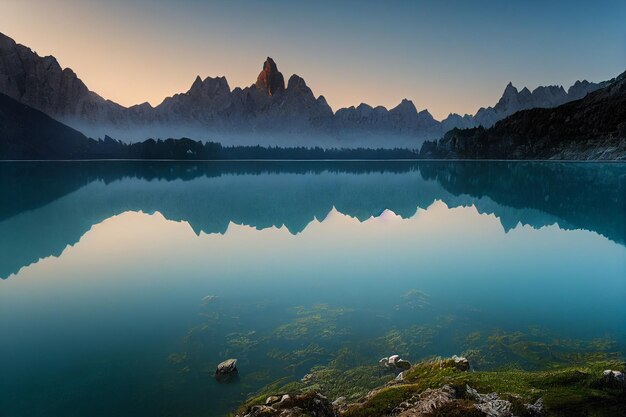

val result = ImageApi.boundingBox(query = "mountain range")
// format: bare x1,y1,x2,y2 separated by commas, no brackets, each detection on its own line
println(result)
0,32,607,147
421,70,626,159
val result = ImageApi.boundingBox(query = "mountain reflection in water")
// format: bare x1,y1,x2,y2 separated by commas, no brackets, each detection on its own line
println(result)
1,161,625,417
0,161,624,279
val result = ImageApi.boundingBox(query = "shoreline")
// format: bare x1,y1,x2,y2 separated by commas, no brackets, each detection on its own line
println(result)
234,356,626,417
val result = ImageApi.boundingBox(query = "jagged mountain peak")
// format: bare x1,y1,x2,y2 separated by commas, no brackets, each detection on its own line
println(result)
502,82,519,97
287,74,307,90
186,75,230,97
0,31,17,49
190,75,203,90
390,99,418,117
255,57,285,96
357,103,374,112
316,95,329,106
418,109,435,121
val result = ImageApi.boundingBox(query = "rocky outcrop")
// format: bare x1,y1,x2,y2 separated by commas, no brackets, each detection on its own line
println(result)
255,57,285,96
448,355,470,372
603,370,625,388
0,32,127,129
238,392,337,417
380,355,412,372
391,384,543,417
466,385,516,417
242,384,544,417
393,385,458,416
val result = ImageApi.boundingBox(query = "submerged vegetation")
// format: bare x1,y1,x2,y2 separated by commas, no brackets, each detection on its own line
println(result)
161,290,623,416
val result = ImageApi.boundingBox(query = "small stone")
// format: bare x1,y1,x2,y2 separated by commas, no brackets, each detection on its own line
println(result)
395,371,405,381
396,359,411,370
603,370,625,388
332,396,346,406
266,395,280,405
525,398,544,416
388,355,400,365
451,355,469,371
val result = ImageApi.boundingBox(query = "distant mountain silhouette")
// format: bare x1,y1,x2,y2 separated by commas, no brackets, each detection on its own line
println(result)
0,32,607,147
468,80,609,129
421,71,626,160
1,161,623,279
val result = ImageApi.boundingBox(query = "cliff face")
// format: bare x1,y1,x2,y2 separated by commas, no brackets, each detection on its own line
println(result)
0,32,128,127
421,71,626,160
255,57,285,96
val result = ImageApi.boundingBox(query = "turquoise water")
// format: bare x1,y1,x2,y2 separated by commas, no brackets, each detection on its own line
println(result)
0,161,624,416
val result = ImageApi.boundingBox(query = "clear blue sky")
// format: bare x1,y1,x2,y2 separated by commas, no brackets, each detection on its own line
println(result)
2,0,625,118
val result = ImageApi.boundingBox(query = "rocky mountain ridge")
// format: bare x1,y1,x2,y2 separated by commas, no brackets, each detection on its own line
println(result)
0,32,607,146
420,70,626,160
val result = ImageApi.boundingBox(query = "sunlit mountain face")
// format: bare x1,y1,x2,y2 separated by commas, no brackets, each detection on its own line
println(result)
0,161,624,417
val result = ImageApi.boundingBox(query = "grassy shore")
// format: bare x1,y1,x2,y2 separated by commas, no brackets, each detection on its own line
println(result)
237,358,625,417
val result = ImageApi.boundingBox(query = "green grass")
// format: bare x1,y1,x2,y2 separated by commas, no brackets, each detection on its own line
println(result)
342,385,417,417
342,359,625,417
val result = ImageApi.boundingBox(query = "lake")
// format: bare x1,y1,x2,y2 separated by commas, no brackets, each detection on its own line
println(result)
0,161,624,417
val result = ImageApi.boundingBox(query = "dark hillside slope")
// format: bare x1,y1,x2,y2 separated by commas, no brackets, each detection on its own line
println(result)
0,92,95,159
421,71,626,160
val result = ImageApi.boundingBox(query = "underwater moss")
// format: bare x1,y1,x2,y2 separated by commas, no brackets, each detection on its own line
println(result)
399,289,430,310
272,304,352,340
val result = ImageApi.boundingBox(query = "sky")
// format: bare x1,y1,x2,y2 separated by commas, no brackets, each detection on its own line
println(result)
2,0,625,119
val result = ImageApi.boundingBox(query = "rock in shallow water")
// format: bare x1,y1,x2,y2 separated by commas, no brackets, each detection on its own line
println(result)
215,358,238,382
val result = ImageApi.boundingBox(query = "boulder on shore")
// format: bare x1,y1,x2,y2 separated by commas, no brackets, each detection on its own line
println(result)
380,354,412,372
603,370,625,388
239,392,337,417
450,355,470,371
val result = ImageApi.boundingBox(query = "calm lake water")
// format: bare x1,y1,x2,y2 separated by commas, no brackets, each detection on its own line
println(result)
0,161,625,417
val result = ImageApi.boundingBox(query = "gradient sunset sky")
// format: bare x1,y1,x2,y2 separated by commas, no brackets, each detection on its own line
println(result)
2,0,625,119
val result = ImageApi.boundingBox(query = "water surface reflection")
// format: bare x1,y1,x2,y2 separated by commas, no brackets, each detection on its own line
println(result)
0,161,624,417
